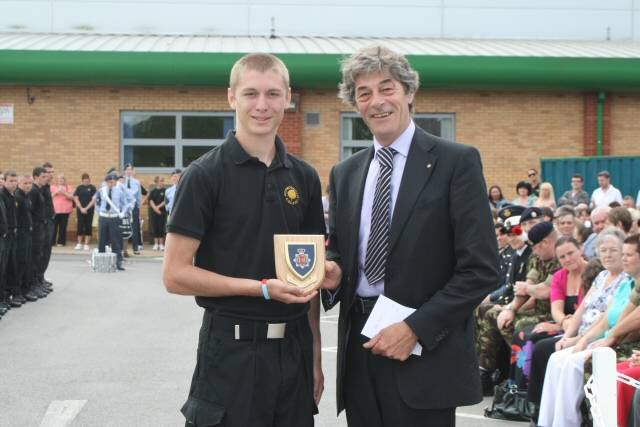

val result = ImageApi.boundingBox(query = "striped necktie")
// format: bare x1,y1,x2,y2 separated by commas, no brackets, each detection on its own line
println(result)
364,146,396,285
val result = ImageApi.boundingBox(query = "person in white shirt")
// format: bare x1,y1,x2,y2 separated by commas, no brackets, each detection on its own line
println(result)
591,170,623,208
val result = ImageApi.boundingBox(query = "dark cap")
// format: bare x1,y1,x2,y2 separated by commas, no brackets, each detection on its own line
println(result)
105,173,118,181
498,205,524,223
528,221,554,245
124,163,133,170
171,168,182,175
106,167,117,175
521,207,543,223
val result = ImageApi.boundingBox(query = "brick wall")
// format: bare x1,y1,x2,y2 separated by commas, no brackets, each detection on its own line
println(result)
1,85,638,240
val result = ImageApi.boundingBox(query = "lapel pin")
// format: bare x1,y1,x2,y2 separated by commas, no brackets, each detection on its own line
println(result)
426,163,432,169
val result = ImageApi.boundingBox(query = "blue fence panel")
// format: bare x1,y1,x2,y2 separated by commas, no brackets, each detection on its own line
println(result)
541,156,640,204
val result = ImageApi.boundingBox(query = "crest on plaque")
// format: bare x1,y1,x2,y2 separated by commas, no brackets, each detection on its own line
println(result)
286,243,316,281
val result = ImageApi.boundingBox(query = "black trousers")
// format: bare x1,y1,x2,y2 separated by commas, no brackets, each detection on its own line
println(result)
345,311,455,427
52,213,70,245
183,311,315,427
0,236,7,300
42,219,54,275
31,222,46,285
150,211,167,238
2,231,20,297
16,229,32,295
98,216,122,264
76,209,94,236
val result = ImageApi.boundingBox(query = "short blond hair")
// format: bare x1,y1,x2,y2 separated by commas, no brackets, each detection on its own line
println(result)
229,53,290,90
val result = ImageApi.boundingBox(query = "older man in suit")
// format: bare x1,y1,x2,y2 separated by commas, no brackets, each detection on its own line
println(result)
321,46,499,427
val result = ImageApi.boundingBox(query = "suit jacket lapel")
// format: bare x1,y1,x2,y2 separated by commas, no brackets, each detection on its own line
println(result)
388,129,438,254
347,148,373,276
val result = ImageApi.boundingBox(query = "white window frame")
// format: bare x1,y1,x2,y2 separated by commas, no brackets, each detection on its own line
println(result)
339,112,456,160
121,111,235,172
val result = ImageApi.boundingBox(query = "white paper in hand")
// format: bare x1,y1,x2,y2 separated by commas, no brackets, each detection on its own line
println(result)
361,295,423,356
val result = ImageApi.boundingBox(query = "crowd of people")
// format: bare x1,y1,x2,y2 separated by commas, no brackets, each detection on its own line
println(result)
0,163,183,316
481,168,640,426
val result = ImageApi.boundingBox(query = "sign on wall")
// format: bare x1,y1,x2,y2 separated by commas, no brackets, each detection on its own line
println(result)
0,103,14,124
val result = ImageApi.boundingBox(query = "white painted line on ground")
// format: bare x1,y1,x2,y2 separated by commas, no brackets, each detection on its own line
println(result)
456,412,498,421
322,346,338,353
39,400,87,427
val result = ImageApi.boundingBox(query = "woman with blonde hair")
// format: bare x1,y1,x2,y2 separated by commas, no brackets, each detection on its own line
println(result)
535,182,556,209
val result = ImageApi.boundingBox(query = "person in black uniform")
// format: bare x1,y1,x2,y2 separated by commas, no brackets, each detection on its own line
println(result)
15,174,41,302
41,162,55,289
30,167,52,296
148,176,167,251
163,53,325,427
73,173,97,251
0,172,9,317
1,171,25,307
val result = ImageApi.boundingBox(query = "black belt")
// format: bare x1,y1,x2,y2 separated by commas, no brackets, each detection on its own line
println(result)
352,296,379,315
206,311,305,341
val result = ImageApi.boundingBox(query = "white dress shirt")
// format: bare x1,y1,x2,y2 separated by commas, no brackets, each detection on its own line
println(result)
356,121,415,297
591,185,623,208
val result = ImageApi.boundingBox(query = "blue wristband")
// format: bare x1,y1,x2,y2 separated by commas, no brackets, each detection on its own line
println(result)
261,280,271,300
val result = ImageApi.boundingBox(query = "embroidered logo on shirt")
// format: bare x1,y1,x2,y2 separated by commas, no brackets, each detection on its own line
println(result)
284,186,299,205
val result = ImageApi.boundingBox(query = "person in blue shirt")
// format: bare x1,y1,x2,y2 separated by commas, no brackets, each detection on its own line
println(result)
164,168,181,216
95,173,130,271
123,164,143,254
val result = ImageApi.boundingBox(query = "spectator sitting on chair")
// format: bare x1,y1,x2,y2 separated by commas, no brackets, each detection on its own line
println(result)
583,207,611,259
558,174,590,207
608,206,633,236
535,182,556,210
513,181,538,207
555,206,577,239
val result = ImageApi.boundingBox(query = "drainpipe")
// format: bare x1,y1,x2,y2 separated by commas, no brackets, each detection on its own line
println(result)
596,91,606,156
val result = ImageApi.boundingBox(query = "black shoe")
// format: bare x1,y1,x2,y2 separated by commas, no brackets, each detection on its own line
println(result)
133,251,140,255
13,295,27,304
44,280,53,287
24,292,38,302
480,368,495,397
32,287,48,298
117,264,125,271
123,250,130,258
9,298,22,308
0,306,7,316
0,301,10,311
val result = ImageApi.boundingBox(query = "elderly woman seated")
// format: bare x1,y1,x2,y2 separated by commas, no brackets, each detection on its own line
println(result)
537,228,635,427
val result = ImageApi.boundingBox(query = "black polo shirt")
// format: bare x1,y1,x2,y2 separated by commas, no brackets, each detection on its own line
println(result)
74,184,97,210
167,132,325,322
29,184,46,224
15,189,33,230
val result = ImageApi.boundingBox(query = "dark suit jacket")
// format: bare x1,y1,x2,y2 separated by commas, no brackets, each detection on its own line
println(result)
322,126,499,412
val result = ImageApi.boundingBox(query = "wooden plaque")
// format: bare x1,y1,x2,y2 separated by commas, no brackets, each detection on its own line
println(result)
274,234,326,294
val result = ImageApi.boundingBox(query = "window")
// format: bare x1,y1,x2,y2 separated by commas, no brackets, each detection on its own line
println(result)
340,113,455,159
121,112,235,171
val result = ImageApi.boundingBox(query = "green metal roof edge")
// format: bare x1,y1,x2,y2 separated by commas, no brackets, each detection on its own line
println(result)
2,50,640,90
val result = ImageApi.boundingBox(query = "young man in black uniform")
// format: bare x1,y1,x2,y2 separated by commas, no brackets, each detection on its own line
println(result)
1,171,25,307
0,172,9,317
29,167,52,297
41,162,55,289
163,53,325,427
15,174,40,302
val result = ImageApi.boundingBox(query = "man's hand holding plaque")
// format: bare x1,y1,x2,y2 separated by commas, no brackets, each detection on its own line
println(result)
274,234,326,295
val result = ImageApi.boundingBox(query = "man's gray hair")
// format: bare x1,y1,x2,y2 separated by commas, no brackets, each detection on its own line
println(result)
338,45,420,110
